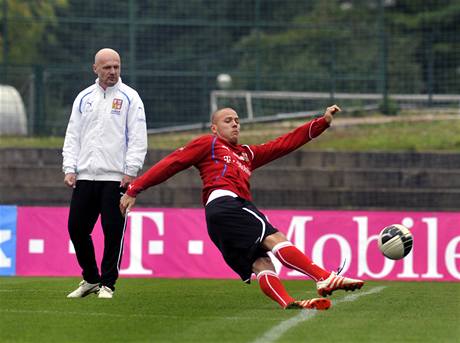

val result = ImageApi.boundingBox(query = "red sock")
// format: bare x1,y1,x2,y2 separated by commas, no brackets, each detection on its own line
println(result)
272,242,330,281
257,270,295,308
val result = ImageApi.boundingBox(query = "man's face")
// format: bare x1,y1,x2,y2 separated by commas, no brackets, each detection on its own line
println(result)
93,54,120,89
211,109,240,145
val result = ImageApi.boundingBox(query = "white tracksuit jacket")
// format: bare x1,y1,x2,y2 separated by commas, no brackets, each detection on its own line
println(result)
62,78,148,181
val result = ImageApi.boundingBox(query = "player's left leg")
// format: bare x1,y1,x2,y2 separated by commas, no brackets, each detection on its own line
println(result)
263,232,363,297
263,233,330,281
99,181,126,297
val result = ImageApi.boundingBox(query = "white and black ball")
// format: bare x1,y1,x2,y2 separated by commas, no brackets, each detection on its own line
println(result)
378,224,413,260
216,73,232,89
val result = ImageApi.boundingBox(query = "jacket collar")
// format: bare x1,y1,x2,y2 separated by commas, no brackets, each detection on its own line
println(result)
95,77,123,93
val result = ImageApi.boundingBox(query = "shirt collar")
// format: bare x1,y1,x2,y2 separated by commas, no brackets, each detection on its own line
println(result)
95,77,122,92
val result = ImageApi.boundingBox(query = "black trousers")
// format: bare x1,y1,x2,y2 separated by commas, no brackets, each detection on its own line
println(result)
68,180,126,290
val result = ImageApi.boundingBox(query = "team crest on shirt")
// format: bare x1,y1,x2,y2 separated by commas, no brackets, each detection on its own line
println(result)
111,98,123,115
233,151,250,162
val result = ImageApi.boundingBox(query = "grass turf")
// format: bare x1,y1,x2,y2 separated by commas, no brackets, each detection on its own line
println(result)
3,113,460,152
0,277,459,342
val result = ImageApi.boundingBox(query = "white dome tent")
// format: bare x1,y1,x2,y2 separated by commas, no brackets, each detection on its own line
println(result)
0,85,28,135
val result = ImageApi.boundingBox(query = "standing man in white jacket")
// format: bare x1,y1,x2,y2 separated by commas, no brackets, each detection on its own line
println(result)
62,48,147,299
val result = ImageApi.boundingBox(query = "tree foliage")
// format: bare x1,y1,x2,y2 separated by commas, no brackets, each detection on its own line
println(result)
2,0,460,133
0,0,67,64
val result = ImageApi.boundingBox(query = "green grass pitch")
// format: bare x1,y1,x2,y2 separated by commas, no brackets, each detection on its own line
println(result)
0,277,459,342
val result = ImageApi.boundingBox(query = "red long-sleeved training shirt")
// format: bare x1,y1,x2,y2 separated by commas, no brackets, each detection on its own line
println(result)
127,117,330,205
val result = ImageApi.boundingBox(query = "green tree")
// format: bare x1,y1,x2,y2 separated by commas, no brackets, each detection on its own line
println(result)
231,0,460,95
234,0,424,94
0,0,67,64
388,0,460,93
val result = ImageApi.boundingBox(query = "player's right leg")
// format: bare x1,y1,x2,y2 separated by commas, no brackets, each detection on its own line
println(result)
253,258,331,310
67,280,100,298
67,180,101,297
256,269,295,308
285,298,331,310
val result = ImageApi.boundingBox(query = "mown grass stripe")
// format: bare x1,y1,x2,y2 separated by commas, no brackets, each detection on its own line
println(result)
251,286,387,343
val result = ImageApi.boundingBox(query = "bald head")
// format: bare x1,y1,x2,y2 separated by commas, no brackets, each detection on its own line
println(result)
93,48,121,90
211,108,237,124
210,108,240,145
94,48,120,64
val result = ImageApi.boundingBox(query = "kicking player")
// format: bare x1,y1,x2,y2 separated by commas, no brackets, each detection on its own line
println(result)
120,105,364,310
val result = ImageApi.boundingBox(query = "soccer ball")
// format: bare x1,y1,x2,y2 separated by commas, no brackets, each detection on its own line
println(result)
378,224,413,260
216,73,232,89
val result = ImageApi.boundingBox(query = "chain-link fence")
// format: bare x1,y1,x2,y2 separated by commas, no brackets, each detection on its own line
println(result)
0,0,459,135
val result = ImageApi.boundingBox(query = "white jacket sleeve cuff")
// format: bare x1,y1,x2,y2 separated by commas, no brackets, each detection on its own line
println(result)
124,166,139,177
63,166,76,174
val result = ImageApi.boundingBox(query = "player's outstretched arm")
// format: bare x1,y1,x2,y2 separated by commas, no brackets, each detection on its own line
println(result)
323,104,341,124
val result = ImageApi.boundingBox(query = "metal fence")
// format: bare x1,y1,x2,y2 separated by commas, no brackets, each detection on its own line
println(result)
0,0,459,135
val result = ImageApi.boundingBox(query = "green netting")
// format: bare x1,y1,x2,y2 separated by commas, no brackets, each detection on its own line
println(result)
0,0,459,135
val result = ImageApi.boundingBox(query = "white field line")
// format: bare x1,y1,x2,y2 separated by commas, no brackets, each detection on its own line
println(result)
0,287,386,325
251,286,387,343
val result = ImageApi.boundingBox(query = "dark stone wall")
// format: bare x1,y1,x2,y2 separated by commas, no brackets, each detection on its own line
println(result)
1,148,459,210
